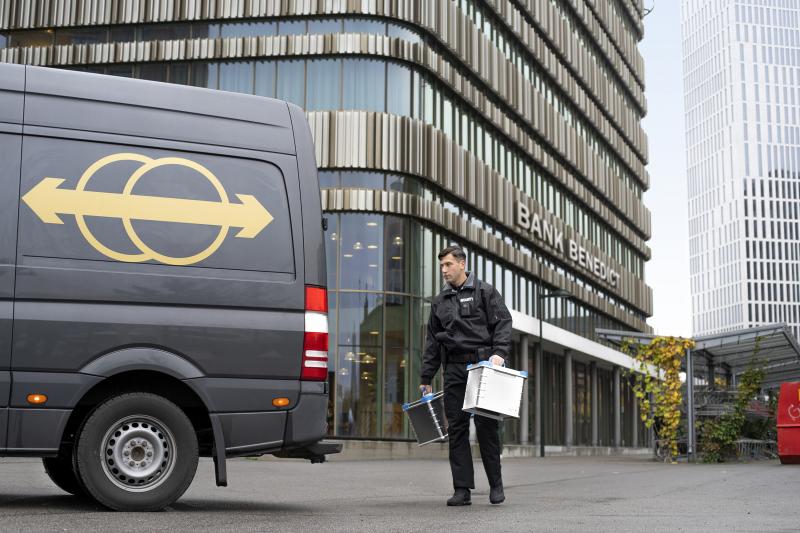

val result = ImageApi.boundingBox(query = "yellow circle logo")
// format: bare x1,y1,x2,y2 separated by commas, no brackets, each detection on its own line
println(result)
22,152,274,266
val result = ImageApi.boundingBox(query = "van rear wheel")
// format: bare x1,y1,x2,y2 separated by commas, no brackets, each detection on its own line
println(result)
43,455,84,496
73,392,198,511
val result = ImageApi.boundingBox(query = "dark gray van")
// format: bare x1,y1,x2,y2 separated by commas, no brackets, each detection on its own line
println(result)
0,64,338,511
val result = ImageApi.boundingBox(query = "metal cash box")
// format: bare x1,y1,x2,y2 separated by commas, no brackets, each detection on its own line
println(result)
463,362,528,420
402,392,448,446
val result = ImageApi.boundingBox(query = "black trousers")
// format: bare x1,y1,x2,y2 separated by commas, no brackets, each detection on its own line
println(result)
444,363,502,490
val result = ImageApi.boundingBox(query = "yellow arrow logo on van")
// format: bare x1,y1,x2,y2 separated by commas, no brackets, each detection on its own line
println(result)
23,177,273,239
22,153,275,266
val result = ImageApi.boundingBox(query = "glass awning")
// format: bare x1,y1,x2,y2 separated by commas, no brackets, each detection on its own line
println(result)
596,323,800,387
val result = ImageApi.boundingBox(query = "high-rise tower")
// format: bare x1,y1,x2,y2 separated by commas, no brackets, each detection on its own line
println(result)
684,0,800,339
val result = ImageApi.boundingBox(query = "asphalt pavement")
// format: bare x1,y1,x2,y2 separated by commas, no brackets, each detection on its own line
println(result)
0,455,796,532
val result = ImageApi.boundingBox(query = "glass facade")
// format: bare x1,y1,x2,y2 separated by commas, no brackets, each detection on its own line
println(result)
0,4,652,448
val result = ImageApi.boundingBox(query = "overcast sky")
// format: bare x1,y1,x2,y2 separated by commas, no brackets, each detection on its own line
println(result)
639,1,692,337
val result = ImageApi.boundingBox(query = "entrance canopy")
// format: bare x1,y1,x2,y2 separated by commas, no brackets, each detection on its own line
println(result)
596,323,800,461
596,323,800,388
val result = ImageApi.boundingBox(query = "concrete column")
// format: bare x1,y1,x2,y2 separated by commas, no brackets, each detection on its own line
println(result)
631,379,639,448
534,344,542,447
613,366,621,448
590,362,598,446
520,335,530,445
564,351,573,447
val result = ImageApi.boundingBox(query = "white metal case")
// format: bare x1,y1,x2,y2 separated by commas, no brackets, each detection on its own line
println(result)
463,362,528,420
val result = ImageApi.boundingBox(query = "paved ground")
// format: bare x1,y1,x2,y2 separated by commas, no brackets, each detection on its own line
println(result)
0,455,796,532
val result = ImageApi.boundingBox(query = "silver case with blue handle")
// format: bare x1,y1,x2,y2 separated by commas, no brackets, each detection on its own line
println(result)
402,392,448,446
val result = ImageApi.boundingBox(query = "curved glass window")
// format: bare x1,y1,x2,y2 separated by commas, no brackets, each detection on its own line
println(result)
219,61,253,94
1,17,420,50
306,59,341,111
276,59,305,107
343,59,385,112
221,21,275,38
335,291,383,437
323,211,640,439
339,214,383,291
254,60,276,97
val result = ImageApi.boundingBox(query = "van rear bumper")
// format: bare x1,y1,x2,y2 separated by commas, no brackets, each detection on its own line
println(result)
282,381,329,448
209,380,333,458
272,380,340,461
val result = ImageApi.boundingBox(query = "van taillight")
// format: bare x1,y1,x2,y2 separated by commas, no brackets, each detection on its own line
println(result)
302,286,328,381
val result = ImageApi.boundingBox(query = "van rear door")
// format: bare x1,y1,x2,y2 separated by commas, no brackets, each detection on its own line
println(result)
0,64,24,451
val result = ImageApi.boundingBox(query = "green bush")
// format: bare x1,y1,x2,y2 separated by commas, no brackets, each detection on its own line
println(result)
699,352,765,463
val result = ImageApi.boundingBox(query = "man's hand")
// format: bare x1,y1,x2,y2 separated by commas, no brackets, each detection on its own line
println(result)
489,354,505,366
420,384,432,396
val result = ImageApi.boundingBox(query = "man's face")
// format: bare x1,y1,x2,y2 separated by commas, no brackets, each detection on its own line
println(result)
440,254,466,284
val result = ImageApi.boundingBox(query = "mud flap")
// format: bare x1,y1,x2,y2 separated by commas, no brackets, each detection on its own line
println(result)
209,414,227,487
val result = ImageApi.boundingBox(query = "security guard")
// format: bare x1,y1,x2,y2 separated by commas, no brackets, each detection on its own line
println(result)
420,245,512,506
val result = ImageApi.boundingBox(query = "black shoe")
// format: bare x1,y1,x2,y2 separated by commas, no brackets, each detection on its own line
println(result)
446,488,472,506
489,484,505,504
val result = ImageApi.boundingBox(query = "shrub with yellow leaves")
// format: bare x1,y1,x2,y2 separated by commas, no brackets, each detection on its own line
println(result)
621,336,695,462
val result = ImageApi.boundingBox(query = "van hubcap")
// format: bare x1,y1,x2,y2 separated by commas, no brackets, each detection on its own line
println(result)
101,415,177,492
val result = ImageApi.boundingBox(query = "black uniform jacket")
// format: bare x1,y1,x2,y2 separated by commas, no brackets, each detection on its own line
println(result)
420,272,512,385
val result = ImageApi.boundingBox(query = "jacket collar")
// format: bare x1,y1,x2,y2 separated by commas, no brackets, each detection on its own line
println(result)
445,271,475,293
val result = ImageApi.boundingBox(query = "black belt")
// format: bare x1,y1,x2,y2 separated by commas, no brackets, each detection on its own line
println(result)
446,348,492,363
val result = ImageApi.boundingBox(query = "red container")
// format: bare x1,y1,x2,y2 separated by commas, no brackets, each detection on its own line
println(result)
777,382,800,464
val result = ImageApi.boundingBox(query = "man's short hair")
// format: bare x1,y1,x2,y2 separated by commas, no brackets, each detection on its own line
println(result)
438,245,466,262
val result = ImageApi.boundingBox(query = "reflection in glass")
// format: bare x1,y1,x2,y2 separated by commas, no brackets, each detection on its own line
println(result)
169,63,189,85
220,21,275,38
56,27,107,45
219,61,253,94
108,26,136,43
276,60,305,107
340,171,383,188
339,214,383,290
326,292,338,435
385,216,407,293
189,62,218,89
308,19,343,34
325,214,339,290
138,63,168,82
384,295,409,437
338,292,383,347
306,59,341,111
343,59,385,112
344,19,386,34
278,20,306,35
336,292,383,437
386,63,411,116
318,170,340,188
336,345,381,437
254,60,276,97
9,30,54,48
106,65,134,78
388,23,420,43
140,23,190,41
191,23,219,39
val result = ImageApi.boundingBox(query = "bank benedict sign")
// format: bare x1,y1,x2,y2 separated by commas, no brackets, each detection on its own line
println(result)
515,202,620,289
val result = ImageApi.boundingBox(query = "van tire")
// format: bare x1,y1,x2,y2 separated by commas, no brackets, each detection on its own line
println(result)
73,392,198,511
43,455,84,496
